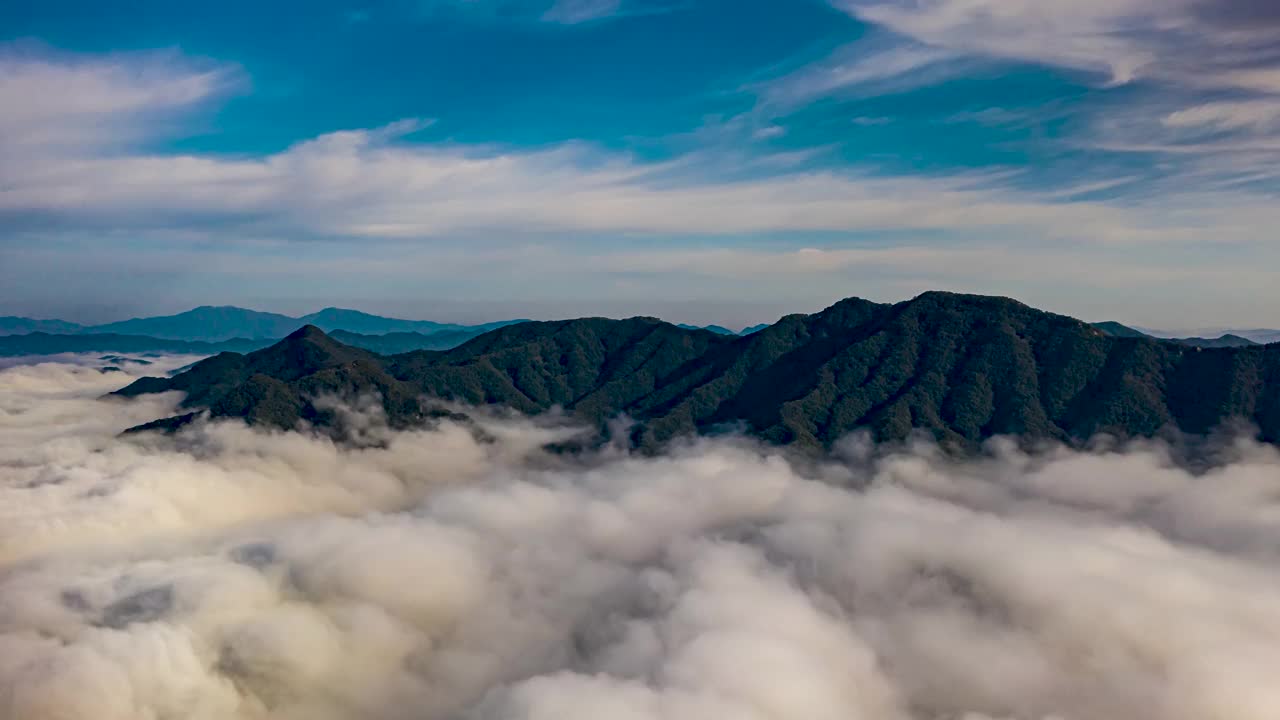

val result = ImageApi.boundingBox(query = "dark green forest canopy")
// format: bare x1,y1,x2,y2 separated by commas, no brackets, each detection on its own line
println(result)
115,292,1280,450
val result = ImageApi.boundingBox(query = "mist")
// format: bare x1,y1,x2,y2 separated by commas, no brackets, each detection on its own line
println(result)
3,356,1280,720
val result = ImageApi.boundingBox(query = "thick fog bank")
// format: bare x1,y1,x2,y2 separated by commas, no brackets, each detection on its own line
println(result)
3,356,1280,720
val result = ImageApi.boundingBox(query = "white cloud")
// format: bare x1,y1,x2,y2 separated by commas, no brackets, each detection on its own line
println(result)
1163,99,1280,133
758,43,961,105
842,0,1169,83
4,49,1278,247
751,125,786,140
833,0,1280,91
0,46,236,154
820,0,1280,192
9,123,1273,244
4,45,1280,328
5,357,1280,719
541,0,623,23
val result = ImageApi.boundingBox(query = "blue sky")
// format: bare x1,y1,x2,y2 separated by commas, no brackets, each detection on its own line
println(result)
2,0,1279,329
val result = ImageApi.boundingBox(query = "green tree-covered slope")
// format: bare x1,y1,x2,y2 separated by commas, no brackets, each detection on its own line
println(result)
116,292,1280,449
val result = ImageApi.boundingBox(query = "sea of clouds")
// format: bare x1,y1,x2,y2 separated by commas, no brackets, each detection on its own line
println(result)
3,354,1280,720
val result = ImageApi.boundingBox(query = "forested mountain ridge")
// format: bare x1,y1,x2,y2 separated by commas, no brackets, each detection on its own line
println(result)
115,292,1280,449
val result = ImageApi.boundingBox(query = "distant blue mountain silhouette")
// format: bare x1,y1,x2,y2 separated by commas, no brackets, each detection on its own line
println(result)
1,306,530,343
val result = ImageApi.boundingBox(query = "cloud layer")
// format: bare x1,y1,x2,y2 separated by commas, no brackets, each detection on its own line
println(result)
5,355,1280,719
837,0,1280,89
830,0,1280,180
3,45,1277,243
3,32,1280,328
0,49,1186,241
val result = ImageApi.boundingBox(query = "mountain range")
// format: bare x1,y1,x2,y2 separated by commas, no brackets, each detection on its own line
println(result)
677,323,737,335
0,317,84,335
0,333,274,358
114,292,1280,451
1091,321,1259,348
0,327,551,358
1,306,529,342
1137,326,1280,346
0,307,770,352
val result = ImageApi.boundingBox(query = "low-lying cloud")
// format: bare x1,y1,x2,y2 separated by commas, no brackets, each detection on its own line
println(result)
4,355,1280,720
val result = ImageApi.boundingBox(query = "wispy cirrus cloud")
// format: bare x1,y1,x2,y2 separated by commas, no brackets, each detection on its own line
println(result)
757,42,963,106
1162,99,1280,134
415,0,645,24
834,0,1280,91
541,0,622,23
757,0,1280,195
0,44,239,154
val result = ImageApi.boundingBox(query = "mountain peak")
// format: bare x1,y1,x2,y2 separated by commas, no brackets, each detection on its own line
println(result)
907,290,1026,309
1093,321,1151,339
285,324,329,341
302,307,372,320
185,305,270,315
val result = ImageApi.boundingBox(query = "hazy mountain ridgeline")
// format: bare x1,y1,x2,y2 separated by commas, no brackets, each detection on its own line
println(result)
0,323,760,358
0,306,532,343
115,292,1280,450
299,309,526,337
0,316,85,334
677,324,738,335
1169,335,1259,349
1,307,765,346
0,333,275,357
0,328,510,358
1092,321,1258,348
1139,326,1280,345
6,306,1264,354
0,308,775,359
1237,330,1280,345
89,307,301,342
